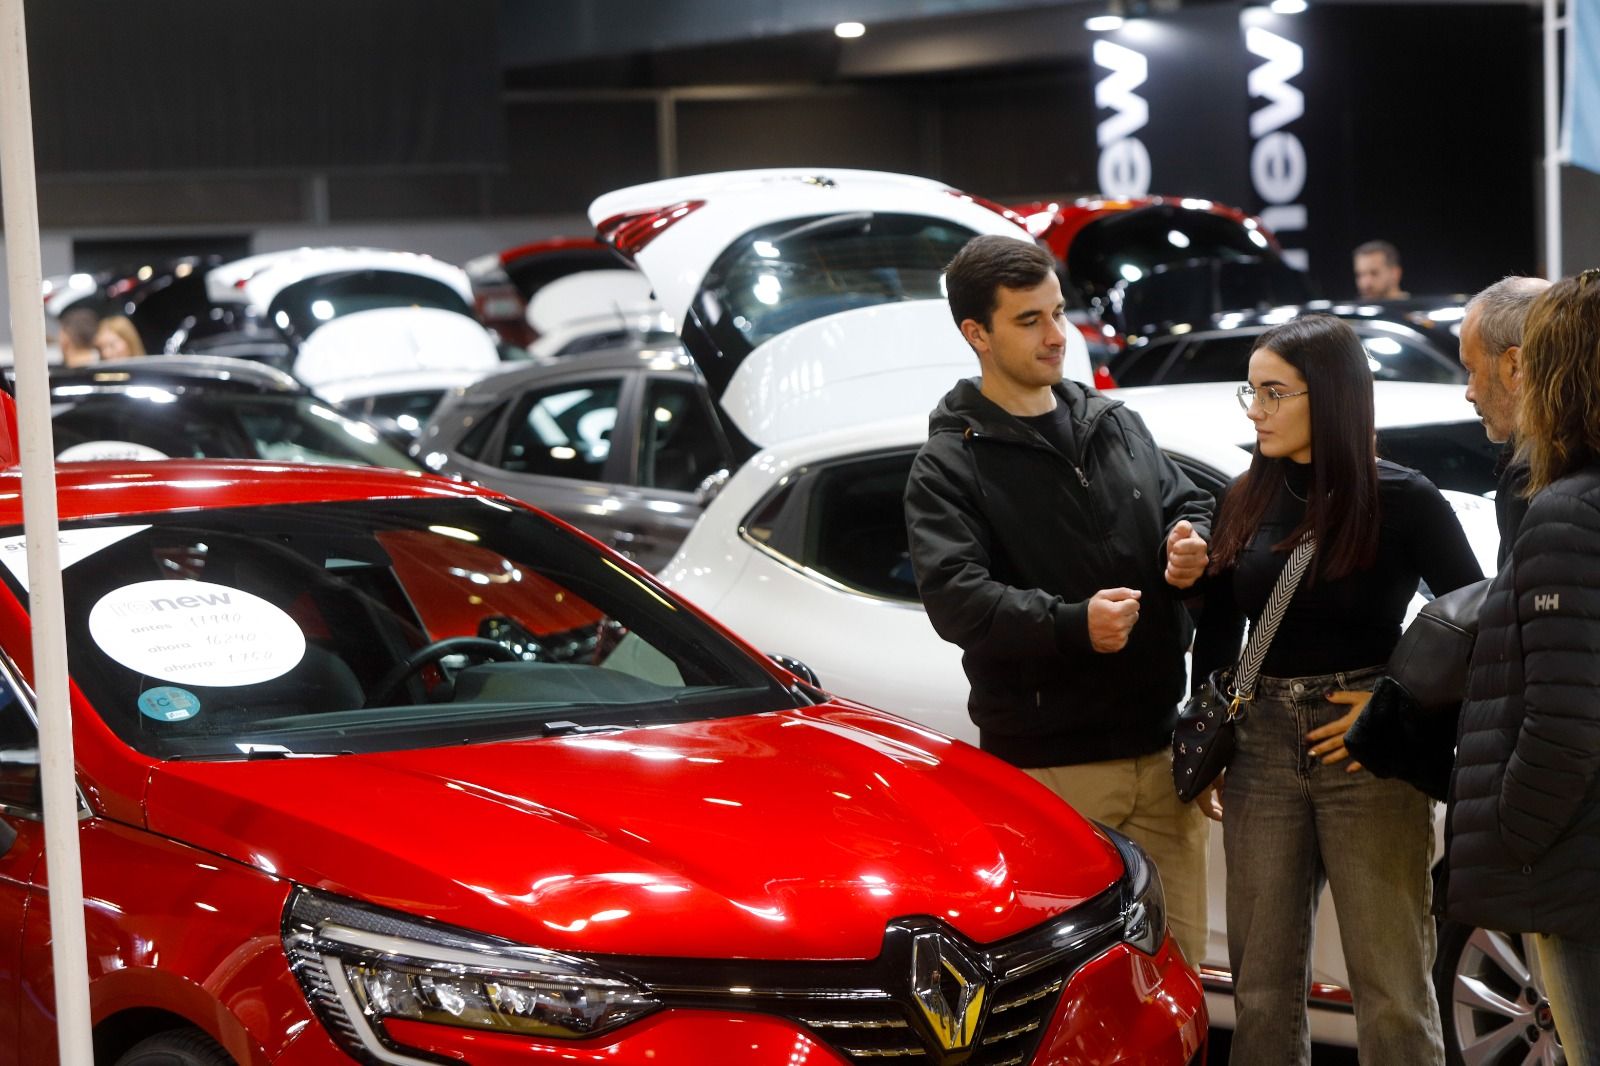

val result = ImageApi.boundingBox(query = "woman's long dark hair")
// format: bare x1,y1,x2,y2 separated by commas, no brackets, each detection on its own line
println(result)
1208,314,1380,583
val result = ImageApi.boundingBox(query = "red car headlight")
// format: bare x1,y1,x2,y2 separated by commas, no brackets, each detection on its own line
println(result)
282,888,660,1061
1105,827,1168,956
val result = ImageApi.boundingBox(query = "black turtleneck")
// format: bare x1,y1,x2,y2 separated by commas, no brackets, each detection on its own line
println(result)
1192,459,1484,683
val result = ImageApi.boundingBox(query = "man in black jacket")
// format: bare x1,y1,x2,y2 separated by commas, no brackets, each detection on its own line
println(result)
1459,275,1551,561
904,235,1214,965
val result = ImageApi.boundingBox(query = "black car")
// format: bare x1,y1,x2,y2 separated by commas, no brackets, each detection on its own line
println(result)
34,355,420,469
1105,297,1469,388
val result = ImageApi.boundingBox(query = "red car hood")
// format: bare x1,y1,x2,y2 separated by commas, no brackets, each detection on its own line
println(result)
144,704,1122,960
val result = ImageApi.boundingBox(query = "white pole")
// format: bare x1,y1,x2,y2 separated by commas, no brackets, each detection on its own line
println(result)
1546,0,1564,277
0,1,96,1062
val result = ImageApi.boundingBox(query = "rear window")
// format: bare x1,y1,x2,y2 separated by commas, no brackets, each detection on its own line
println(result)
690,213,975,396
269,270,473,343
1376,422,1501,496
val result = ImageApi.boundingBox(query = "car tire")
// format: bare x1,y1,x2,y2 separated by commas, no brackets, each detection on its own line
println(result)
115,1029,234,1066
1434,919,1565,1066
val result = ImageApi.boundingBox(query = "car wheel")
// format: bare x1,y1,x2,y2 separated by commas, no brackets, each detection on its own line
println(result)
115,1029,234,1066
1435,919,1565,1065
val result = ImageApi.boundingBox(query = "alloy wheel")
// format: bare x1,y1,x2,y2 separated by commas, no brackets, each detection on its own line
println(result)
1449,927,1564,1066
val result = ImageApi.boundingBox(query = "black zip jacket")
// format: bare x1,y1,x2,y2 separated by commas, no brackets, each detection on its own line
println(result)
1444,465,1600,940
904,378,1213,767
1495,440,1530,568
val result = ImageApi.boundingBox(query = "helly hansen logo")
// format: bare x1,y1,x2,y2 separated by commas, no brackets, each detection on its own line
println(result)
1535,594,1560,612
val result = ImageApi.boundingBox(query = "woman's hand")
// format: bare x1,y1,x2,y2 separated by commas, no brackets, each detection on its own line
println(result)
1197,774,1225,821
1307,690,1371,772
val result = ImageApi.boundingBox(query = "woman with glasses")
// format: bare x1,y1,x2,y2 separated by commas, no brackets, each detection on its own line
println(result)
1445,272,1600,1062
1192,313,1481,1065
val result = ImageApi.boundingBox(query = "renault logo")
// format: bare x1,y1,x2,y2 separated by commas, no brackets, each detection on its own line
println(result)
910,931,987,1052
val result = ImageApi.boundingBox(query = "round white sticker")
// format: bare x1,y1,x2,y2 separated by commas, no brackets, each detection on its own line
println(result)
58,441,169,463
89,580,306,687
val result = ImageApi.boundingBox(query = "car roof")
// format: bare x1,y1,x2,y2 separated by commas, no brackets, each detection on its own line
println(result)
588,167,1033,326
205,247,475,309
1155,297,1467,339
40,354,308,395
733,379,1479,468
1116,380,1477,443
0,461,483,529
455,344,695,401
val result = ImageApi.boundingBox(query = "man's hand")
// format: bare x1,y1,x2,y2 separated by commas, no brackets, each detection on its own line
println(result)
1164,520,1209,589
1087,588,1141,652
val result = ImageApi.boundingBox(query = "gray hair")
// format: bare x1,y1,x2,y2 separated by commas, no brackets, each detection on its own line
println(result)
1466,275,1553,358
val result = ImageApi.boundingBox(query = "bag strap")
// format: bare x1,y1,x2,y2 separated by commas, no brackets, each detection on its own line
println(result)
1231,534,1316,704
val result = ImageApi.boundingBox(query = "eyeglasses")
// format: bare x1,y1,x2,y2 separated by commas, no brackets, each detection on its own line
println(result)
1236,383,1309,414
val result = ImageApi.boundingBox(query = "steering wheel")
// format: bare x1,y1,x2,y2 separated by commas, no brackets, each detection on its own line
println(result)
364,637,520,708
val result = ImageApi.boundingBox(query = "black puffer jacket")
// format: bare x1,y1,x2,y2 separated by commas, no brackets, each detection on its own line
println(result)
1445,465,1600,940
904,378,1213,767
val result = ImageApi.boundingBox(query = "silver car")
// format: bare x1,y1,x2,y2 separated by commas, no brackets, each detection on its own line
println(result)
414,345,736,572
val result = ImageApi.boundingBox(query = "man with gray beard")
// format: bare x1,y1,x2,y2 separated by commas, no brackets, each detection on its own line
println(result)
1458,275,1552,562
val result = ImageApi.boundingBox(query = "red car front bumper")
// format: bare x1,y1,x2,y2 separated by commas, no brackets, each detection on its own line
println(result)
274,936,1205,1065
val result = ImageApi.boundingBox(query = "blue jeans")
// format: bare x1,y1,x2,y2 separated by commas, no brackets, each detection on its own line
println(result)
1536,933,1600,1065
1223,666,1444,1066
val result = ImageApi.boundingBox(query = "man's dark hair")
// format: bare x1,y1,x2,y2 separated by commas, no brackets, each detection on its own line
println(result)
1352,239,1400,267
58,305,100,347
944,235,1056,331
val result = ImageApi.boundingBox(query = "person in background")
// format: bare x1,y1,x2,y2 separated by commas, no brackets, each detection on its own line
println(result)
58,305,101,367
905,234,1215,966
1457,275,1551,562
1352,240,1409,301
1446,269,1600,1064
1192,314,1480,1064
94,315,145,361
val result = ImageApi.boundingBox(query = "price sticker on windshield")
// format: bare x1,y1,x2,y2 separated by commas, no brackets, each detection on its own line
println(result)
90,580,306,687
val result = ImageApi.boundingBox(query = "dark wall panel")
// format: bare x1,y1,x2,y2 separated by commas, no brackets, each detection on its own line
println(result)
36,177,307,228
488,100,660,215
26,0,503,174
328,175,484,222
932,70,1098,200
676,95,923,175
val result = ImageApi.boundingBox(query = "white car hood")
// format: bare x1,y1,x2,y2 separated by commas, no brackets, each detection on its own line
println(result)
720,300,1092,447
589,168,1034,327
292,307,500,391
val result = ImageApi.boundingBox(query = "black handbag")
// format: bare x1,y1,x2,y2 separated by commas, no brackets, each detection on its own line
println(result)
1345,576,1491,800
1174,535,1315,803
1385,577,1490,712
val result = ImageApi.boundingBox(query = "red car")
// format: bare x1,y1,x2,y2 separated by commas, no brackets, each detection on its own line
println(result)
463,237,631,350
0,460,1206,1065
1012,196,1315,387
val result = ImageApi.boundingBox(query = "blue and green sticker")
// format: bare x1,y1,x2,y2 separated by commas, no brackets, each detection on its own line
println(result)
138,686,201,723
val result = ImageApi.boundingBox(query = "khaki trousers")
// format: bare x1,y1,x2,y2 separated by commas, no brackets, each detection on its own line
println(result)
1023,750,1209,967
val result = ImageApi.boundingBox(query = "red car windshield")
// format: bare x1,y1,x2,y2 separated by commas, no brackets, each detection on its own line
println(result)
12,498,794,760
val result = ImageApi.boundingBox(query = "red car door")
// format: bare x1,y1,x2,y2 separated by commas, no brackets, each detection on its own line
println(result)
0,683,45,1066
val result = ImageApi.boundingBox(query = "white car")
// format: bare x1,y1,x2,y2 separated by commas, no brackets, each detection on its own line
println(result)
204,247,504,420
523,269,678,359
659,379,1549,1058
586,167,1088,453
